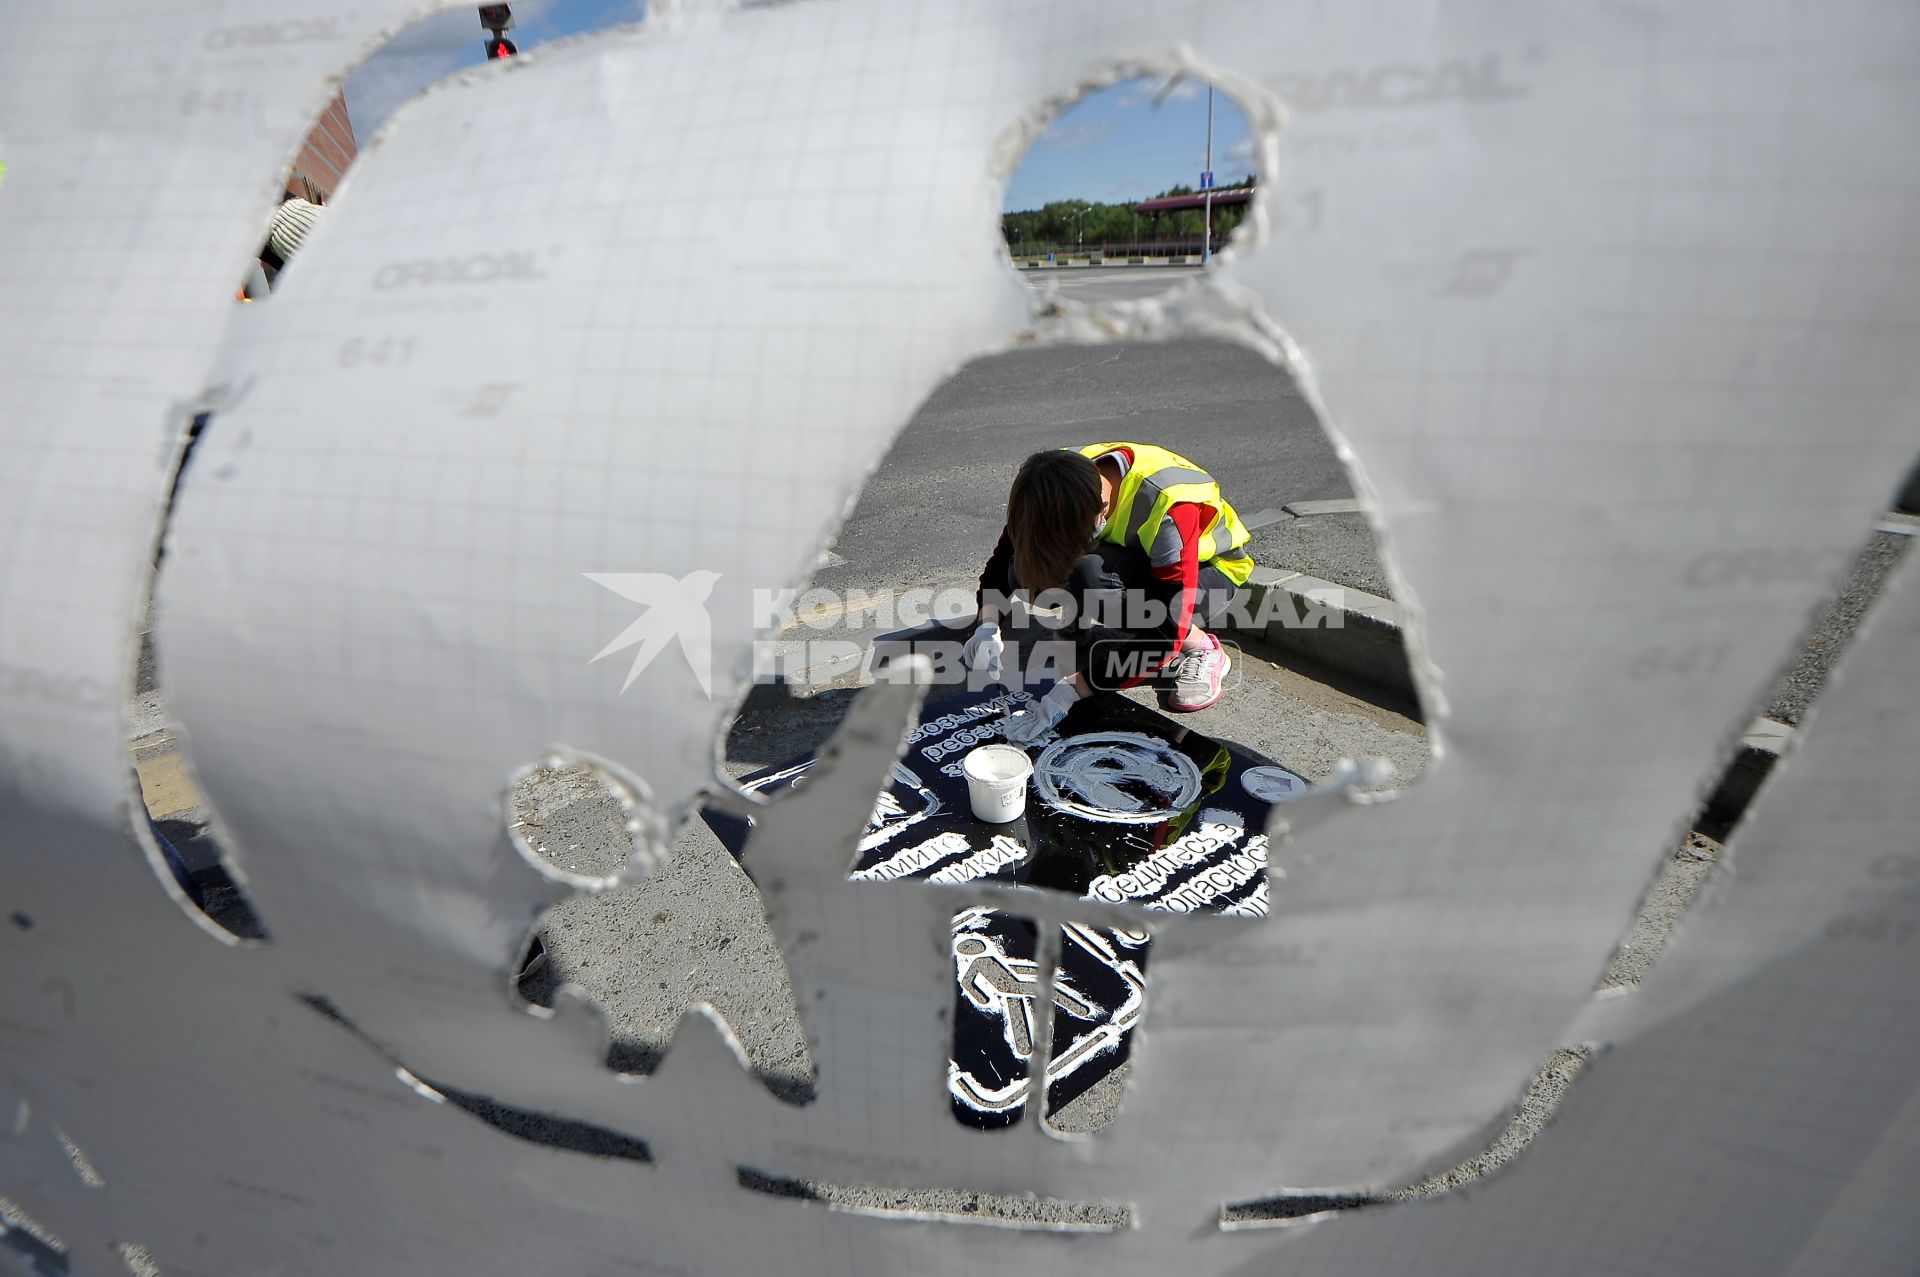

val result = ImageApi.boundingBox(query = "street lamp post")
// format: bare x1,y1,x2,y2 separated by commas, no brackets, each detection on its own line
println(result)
1202,84,1215,264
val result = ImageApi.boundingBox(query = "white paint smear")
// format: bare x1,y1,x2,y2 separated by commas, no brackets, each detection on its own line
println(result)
1239,766,1306,804
1031,732,1204,824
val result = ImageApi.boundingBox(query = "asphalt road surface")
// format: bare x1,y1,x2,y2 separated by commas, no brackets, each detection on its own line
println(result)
811,272,1392,614
1024,264,1209,304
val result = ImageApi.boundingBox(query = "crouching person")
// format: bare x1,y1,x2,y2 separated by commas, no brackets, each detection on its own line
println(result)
965,443,1253,743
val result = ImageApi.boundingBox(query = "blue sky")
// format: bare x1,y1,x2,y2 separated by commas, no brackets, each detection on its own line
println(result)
343,11,1252,213
343,0,646,140
1002,76,1254,212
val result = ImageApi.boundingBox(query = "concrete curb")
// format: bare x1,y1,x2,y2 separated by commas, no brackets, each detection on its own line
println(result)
1222,566,1414,701
1896,458,1920,515
1700,715,1795,834
1017,257,1203,269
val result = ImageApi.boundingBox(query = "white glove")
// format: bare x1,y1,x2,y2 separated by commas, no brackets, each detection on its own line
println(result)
962,622,1005,676
1003,681,1079,744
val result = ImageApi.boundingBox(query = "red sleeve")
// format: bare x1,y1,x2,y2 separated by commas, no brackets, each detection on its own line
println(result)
1151,503,1209,646
1107,502,1210,691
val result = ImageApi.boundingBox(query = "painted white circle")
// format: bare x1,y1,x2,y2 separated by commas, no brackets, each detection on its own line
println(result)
1240,765,1306,804
1031,732,1204,824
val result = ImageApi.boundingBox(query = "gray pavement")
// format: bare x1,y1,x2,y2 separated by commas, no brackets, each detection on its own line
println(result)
1763,526,1913,725
1251,510,1393,598
528,645,1432,1135
814,319,1371,602
1025,269,1400,587
516,780,816,1097
762,312,1397,694
1021,264,1206,305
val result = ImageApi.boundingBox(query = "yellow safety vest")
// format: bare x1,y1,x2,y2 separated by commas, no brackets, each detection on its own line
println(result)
1076,442,1255,586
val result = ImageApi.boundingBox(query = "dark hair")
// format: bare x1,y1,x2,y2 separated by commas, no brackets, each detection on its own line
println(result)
1007,450,1102,593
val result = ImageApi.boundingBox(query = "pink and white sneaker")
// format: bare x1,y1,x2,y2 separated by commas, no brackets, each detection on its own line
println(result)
1164,631,1229,712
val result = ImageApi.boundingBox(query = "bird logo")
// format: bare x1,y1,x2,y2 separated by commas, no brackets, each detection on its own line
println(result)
583,571,722,697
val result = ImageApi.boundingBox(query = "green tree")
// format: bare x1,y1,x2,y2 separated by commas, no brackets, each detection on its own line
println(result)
1003,177,1261,254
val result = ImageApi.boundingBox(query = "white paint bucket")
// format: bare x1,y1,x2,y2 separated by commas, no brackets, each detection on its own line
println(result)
962,744,1033,824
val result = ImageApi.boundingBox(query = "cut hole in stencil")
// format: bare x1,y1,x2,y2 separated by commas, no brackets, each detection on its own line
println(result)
131,407,267,944
505,757,817,1104
724,342,1428,879
713,234,1429,1130
949,911,1152,1133
0,1195,66,1277
116,1243,161,1277
505,752,663,889
736,1166,1134,1232
1002,72,1259,297
147,4,658,939
1219,1048,1595,1229
230,1,644,304
949,910,1044,1127
296,995,656,1161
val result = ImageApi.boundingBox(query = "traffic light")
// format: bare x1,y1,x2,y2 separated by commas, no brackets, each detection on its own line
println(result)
479,4,514,58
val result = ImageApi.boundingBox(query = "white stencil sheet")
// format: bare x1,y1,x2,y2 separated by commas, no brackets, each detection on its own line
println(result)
1,1,1916,1273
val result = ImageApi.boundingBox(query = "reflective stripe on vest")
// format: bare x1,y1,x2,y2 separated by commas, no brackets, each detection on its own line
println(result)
1076,442,1255,587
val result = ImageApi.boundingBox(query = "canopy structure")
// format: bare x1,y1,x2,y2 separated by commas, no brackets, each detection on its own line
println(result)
1132,187,1253,247
1131,187,1254,215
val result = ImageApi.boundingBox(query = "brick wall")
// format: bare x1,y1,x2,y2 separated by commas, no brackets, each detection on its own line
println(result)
285,92,357,203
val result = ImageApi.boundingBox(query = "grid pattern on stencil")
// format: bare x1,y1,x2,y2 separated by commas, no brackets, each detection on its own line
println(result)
4,0,1920,1272
156,0,1019,819
0,4,370,781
